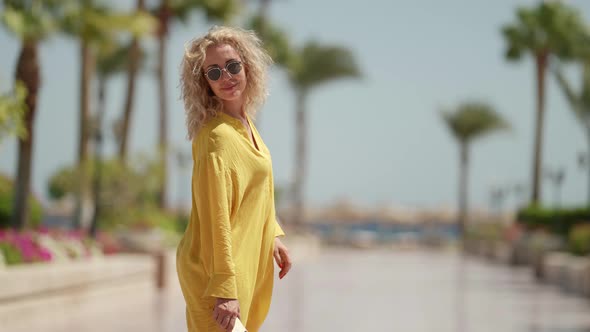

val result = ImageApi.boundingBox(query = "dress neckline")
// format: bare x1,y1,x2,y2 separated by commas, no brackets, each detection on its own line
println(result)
217,111,264,155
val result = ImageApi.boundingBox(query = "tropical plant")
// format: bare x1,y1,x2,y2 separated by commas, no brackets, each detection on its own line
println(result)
1,0,62,229
61,0,156,228
551,32,590,206
288,42,361,227
502,1,586,205
0,173,42,229
442,102,509,238
0,80,27,144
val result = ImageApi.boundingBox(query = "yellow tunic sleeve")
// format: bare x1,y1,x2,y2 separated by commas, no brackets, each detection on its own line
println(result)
268,173,285,238
274,217,285,238
194,148,238,299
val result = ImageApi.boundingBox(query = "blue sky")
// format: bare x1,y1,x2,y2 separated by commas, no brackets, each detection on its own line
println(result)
1,0,589,212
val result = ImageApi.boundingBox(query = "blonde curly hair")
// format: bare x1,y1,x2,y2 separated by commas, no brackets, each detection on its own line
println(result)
179,26,273,140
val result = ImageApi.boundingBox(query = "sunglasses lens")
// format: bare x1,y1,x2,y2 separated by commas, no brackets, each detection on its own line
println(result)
227,62,242,75
206,68,222,81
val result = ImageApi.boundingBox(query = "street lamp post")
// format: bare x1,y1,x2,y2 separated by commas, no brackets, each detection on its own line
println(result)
512,183,527,210
544,167,565,209
489,182,529,217
490,185,510,215
579,152,589,206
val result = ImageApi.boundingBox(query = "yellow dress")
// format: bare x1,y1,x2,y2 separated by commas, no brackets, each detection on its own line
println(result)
176,111,285,332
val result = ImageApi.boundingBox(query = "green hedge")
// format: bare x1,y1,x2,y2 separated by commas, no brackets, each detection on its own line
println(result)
516,205,590,236
465,221,504,242
0,174,43,229
0,242,23,264
97,206,184,233
569,224,590,256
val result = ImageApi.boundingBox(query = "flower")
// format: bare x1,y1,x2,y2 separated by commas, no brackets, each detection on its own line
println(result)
0,228,108,265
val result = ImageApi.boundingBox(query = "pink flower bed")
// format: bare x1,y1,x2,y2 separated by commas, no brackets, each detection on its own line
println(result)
0,229,52,263
0,228,117,266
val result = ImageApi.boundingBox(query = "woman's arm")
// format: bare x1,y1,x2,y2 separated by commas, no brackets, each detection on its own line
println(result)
194,151,237,299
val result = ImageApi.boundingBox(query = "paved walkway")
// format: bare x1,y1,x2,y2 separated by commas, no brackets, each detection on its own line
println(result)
5,248,590,332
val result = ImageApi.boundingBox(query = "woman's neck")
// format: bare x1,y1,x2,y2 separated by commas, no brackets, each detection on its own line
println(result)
222,98,246,120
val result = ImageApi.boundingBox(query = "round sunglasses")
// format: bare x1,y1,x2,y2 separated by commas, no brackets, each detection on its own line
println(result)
204,61,243,81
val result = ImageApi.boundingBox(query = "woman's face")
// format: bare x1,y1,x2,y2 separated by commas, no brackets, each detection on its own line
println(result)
203,43,247,102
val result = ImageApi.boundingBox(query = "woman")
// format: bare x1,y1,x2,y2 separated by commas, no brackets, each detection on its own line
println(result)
176,26,292,332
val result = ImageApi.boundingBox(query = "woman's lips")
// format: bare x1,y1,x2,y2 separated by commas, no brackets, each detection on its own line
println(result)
221,82,238,91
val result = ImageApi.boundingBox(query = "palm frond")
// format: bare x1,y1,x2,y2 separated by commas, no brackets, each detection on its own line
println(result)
441,102,510,143
289,41,361,92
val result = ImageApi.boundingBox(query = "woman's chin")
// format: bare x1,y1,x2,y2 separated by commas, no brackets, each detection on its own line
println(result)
218,88,244,102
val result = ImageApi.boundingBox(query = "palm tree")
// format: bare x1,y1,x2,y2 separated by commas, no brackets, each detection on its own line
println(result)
246,0,293,66
1,0,60,229
150,0,238,209
89,41,139,238
288,42,360,227
62,1,156,228
441,102,509,239
552,59,590,206
118,0,147,162
502,1,585,205
247,15,292,68
246,15,292,131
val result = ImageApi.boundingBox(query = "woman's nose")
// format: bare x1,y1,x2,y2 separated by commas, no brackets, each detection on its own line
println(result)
220,69,233,80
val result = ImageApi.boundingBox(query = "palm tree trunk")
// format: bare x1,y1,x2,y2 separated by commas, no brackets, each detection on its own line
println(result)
119,0,145,162
156,4,169,209
78,41,93,176
458,142,469,240
292,89,307,228
74,40,94,229
587,129,590,207
531,52,548,205
89,76,106,238
11,41,40,230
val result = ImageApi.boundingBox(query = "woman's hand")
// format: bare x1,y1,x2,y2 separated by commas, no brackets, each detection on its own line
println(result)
273,237,292,279
213,298,240,331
